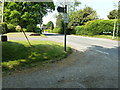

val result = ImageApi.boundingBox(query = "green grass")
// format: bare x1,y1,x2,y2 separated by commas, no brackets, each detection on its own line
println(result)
75,34,120,41
2,40,72,72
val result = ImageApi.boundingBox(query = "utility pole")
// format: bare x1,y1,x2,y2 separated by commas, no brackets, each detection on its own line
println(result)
112,16,117,39
1,0,4,23
112,1,119,39
117,1,120,39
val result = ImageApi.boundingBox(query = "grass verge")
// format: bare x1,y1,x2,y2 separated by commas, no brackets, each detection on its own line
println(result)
2,40,72,73
75,35,120,41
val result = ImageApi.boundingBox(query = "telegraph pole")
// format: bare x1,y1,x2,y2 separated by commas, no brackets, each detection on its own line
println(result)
1,0,4,23
117,1,120,38
112,16,117,39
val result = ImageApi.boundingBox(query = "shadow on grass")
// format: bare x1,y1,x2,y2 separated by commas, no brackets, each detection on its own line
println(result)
2,41,29,62
2,43,118,87
2,41,72,71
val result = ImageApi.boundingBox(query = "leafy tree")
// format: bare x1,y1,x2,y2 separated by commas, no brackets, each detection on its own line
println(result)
68,0,81,12
107,9,117,19
68,6,97,30
4,2,55,32
46,21,54,30
56,14,64,34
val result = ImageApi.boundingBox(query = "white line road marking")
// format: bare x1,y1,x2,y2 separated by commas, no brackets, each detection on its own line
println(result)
95,50,109,55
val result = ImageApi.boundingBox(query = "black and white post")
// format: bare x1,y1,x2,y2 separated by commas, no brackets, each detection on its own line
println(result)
64,5,68,52
57,5,68,52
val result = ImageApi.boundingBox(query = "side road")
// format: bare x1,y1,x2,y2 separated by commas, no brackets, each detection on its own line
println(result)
2,32,118,88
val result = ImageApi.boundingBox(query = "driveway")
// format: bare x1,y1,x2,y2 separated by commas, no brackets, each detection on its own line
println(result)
2,32,118,88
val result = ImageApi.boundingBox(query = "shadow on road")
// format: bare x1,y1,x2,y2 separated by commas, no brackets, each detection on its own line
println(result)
43,33,64,36
29,34,40,36
72,45,119,88
2,44,119,88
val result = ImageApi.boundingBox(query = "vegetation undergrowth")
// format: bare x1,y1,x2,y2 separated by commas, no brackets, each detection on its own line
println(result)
2,40,72,73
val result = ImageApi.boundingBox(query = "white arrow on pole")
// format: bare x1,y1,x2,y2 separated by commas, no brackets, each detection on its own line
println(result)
64,13,68,23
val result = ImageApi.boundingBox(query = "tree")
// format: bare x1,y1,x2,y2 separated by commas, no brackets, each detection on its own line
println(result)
68,0,81,12
56,14,64,34
46,21,54,30
4,2,55,31
107,9,117,19
68,6,97,30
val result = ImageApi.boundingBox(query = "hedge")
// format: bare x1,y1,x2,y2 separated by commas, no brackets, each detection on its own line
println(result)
75,20,118,36
52,27,61,33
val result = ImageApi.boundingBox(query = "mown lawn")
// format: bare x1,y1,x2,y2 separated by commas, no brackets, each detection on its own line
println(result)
2,40,72,72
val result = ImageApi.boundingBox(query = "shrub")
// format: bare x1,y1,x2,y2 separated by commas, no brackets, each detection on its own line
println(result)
66,29,75,35
52,27,61,33
75,20,117,36
0,22,8,34
49,30,53,33
75,26,86,35
7,24,16,32
34,27,42,33
46,29,52,33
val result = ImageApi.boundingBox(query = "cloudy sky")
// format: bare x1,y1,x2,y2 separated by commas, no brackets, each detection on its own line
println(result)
43,0,119,25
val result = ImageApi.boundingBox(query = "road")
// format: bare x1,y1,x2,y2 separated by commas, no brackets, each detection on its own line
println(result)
2,32,119,88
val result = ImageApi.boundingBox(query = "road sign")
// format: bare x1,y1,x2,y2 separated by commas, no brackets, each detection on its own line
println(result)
57,5,68,52
64,13,68,23
57,6,65,13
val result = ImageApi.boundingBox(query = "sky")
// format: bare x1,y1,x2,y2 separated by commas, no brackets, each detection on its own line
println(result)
42,0,119,26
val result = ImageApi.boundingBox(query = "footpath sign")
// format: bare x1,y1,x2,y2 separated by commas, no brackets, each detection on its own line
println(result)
57,5,68,52
64,13,68,23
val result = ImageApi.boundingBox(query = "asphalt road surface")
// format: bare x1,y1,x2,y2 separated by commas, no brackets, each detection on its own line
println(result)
2,32,119,88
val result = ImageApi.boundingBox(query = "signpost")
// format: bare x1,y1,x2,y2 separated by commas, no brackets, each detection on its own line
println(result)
57,5,68,52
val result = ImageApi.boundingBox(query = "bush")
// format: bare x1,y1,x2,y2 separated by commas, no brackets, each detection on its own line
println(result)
52,27,61,33
75,26,86,35
75,20,117,36
7,24,16,32
0,22,8,34
65,29,75,35
46,29,53,33
34,27,42,33
49,30,53,33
